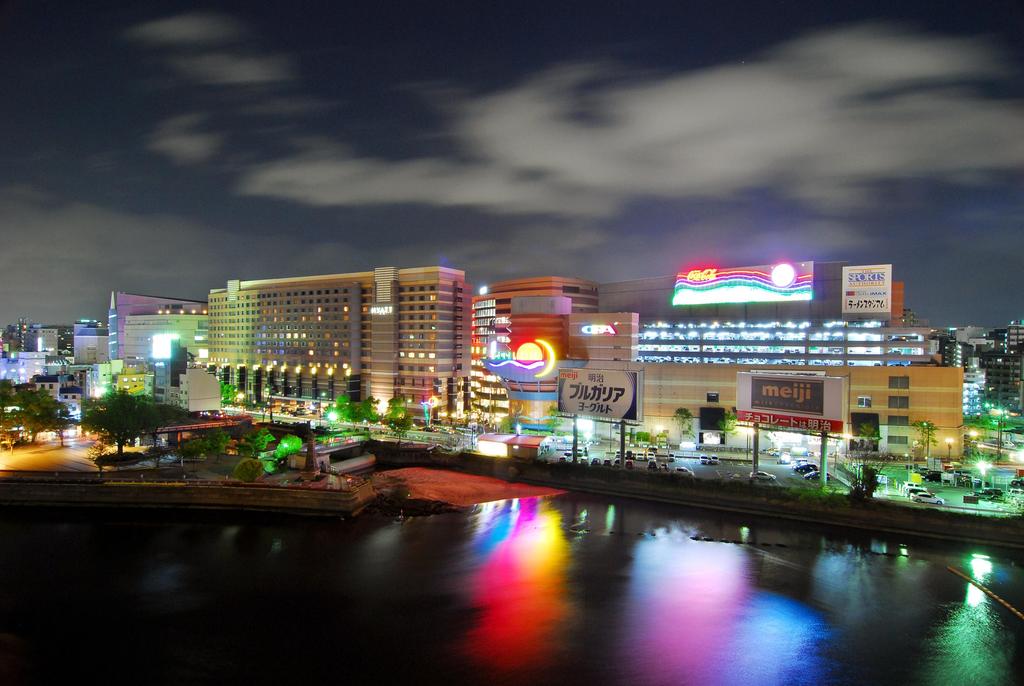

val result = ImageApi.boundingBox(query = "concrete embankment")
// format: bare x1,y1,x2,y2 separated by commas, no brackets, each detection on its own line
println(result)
370,442,1024,550
0,478,376,518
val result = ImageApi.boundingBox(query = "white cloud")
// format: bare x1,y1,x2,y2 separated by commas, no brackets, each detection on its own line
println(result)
124,11,296,86
147,114,223,165
235,24,1024,218
124,11,246,47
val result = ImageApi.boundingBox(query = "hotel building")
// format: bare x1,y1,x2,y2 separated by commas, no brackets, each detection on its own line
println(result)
208,266,471,414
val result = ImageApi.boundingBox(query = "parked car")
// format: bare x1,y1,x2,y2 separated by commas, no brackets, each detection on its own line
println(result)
911,492,945,505
777,452,792,464
613,458,621,467
802,470,820,480
924,471,943,483
750,471,777,481
625,460,635,470
603,459,613,467
699,455,720,465
647,460,659,471
675,466,695,476
767,448,781,457
794,463,818,475
591,458,601,466
904,485,930,498
558,456,567,463
974,488,1004,501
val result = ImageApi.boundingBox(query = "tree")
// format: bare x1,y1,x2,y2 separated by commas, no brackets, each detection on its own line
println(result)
855,422,881,454
203,429,230,462
635,430,651,445
178,438,208,464
673,407,695,442
237,427,274,459
353,396,380,424
911,420,938,458
543,403,561,433
220,382,239,405
0,381,18,451
54,403,75,447
385,398,414,445
15,388,61,442
332,395,353,423
232,458,264,482
273,434,303,459
81,390,160,457
717,411,738,438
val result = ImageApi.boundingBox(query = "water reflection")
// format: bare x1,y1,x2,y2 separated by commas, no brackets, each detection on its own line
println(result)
462,498,573,671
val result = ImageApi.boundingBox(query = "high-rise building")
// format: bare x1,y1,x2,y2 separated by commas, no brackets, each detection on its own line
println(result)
21,323,73,356
207,266,471,415
121,313,208,365
108,292,207,361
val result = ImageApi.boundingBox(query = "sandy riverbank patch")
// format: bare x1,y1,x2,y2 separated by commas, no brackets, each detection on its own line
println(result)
372,467,564,507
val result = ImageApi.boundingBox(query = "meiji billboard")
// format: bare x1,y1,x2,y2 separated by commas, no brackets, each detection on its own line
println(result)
842,264,892,318
558,368,643,422
736,372,847,433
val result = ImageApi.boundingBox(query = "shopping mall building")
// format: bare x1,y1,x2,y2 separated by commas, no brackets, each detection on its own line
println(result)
208,266,472,415
472,261,964,456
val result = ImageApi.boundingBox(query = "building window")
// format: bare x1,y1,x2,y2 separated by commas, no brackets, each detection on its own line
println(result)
888,435,909,445
888,415,909,426
888,375,910,389
707,392,719,403
857,396,872,408
888,396,910,409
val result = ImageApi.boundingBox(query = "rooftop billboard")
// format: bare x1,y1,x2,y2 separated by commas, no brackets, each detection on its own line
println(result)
736,371,847,433
673,262,814,306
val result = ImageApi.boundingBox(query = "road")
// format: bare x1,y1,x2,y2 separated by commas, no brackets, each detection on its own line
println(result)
0,437,147,472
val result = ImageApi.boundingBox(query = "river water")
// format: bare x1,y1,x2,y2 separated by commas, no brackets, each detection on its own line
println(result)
0,493,1021,685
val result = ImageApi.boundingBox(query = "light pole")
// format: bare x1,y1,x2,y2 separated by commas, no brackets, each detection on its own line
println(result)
978,460,991,489
945,437,954,463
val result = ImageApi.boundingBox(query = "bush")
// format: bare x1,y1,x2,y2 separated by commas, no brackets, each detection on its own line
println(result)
232,458,264,482
274,434,303,459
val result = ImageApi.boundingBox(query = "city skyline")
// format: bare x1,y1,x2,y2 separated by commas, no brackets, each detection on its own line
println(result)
1,1,1023,326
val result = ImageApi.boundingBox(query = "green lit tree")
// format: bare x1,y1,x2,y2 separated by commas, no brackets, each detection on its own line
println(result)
237,427,274,459
220,382,239,405
332,395,353,423
717,411,738,439
543,403,561,433
856,422,881,453
274,434,303,459
673,407,695,442
385,398,414,445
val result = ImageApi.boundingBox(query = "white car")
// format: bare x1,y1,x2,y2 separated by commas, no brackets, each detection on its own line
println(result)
699,455,720,465
674,465,695,476
904,485,930,498
750,471,777,481
911,492,945,505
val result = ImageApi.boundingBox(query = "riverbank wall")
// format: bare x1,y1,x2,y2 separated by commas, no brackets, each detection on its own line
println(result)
0,478,376,518
370,442,1024,550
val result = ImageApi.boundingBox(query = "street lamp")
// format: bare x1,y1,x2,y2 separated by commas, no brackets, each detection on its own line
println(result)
978,460,991,489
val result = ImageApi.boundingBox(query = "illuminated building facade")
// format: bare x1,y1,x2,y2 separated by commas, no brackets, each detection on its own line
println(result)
600,261,931,367
208,266,471,414
121,313,209,365
471,277,598,423
108,292,207,361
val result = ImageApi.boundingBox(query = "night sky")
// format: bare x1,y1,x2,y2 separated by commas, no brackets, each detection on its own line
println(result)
1,1,1022,326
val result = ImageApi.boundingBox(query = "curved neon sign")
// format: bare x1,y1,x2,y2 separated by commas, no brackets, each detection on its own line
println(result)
487,338,557,378
673,262,813,306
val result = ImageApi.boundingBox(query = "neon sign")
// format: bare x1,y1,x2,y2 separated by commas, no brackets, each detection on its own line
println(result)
370,305,393,315
581,324,617,335
488,338,557,378
673,262,813,306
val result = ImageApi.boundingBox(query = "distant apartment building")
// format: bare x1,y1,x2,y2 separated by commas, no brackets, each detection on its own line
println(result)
22,323,73,356
207,266,471,415
73,319,109,364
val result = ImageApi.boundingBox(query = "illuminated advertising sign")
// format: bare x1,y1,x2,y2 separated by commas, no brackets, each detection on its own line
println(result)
842,264,891,317
580,324,617,335
557,368,643,422
151,333,180,360
736,372,846,433
485,339,557,379
369,305,393,316
672,262,814,306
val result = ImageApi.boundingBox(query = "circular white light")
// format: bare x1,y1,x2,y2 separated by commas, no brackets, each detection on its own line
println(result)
771,263,796,288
